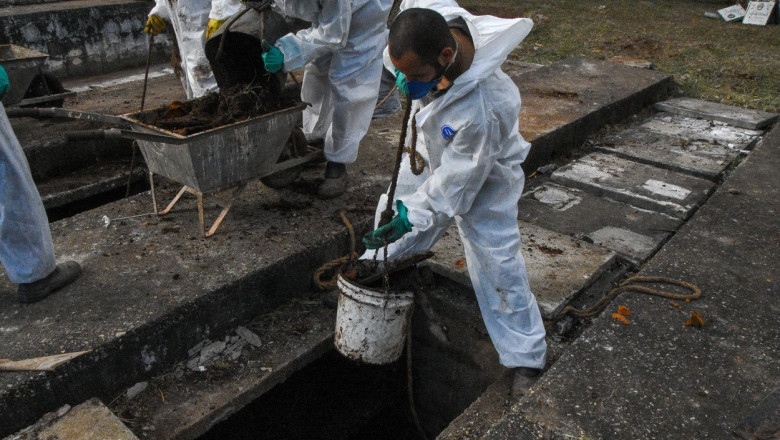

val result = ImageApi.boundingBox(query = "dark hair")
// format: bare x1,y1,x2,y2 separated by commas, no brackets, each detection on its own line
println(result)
389,8,456,66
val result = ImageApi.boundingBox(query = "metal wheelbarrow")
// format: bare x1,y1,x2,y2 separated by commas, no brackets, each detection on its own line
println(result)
12,99,319,237
0,44,75,107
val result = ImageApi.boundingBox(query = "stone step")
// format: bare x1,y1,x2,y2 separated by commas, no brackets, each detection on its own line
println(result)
513,57,673,171
519,179,682,267
7,398,139,440
595,125,747,180
420,222,617,320
38,162,146,210
550,152,716,219
654,97,778,130
639,113,763,150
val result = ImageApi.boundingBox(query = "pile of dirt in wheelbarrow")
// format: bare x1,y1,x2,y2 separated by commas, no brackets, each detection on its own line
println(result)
148,84,300,135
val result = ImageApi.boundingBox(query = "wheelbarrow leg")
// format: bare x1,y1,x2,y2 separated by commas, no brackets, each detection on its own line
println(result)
205,183,247,237
150,172,159,214
160,186,190,215
197,192,206,238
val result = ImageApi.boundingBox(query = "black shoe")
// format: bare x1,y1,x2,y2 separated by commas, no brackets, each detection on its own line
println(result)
18,261,82,304
511,367,542,398
317,162,347,199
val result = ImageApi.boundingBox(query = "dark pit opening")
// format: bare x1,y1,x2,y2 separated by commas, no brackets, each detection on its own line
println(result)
199,276,503,440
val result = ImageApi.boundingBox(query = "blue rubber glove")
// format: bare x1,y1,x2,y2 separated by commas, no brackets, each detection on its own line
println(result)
395,68,408,97
362,200,413,249
0,65,9,101
261,39,284,73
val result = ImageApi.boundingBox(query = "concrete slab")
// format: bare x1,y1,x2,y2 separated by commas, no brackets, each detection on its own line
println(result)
550,152,716,219
596,126,745,180
421,222,617,319
655,97,778,129
39,164,145,209
484,108,780,440
513,57,672,171
519,179,682,266
8,398,138,440
640,113,763,150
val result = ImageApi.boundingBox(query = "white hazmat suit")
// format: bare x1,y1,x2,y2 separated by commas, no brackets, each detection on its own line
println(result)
148,0,243,98
272,0,394,164
362,0,547,369
0,103,56,284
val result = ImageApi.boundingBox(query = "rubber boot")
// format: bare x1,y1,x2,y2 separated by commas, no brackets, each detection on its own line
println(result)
317,161,347,199
18,261,82,304
511,367,542,398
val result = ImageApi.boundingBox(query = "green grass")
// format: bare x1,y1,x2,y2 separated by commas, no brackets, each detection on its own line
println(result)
459,0,780,112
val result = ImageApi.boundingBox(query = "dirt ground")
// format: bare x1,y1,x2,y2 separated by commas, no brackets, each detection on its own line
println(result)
460,0,780,113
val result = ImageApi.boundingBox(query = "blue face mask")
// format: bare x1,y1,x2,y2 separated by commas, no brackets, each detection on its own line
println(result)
405,40,458,100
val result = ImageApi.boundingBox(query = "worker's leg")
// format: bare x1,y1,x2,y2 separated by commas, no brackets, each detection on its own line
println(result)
301,54,334,144
0,104,56,284
170,0,218,98
456,160,547,369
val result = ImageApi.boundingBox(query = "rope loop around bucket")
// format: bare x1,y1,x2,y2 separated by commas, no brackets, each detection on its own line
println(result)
312,211,358,290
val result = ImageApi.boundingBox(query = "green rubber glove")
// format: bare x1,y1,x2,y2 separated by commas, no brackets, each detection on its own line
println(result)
261,39,284,73
0,65,8,101
395,68,408,97
362,200,413,249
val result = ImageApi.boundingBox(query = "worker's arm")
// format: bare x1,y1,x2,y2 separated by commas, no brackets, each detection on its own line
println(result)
403,106,500,230
206,0,244,38
148,0,170,21
273,0,352,71
145,0,169,35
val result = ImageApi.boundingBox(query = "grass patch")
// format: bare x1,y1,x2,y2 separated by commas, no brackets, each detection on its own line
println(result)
460,0,780,112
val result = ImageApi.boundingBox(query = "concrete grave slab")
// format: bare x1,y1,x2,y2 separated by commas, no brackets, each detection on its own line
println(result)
596,127,744,180
654,97,778,130
519,180,681,265
421,222,616,319
550,152,716,219
640,113,763,150
9,398,138,440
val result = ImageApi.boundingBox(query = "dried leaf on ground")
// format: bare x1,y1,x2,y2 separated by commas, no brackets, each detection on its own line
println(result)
612,313,630,325
617,305,632,316
684,310,705,327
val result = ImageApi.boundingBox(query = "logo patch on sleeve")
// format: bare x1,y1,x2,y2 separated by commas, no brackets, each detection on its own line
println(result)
441,125,457,140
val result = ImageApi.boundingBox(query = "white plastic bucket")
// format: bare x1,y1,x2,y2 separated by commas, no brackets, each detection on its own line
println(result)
334,274,414,365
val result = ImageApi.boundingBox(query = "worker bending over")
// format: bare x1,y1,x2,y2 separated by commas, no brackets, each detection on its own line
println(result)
0,66,82,303
145,0,243,98
361,0,547,386
262,0,394,199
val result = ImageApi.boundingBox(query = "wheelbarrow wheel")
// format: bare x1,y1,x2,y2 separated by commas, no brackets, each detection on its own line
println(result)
261,128,307,189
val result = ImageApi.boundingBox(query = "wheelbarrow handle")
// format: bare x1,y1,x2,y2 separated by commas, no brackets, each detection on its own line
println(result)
6,107,126,126
67,128,190,145
66,128,125,141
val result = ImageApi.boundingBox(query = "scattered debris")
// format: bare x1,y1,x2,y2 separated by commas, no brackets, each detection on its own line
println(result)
236,326,263,348
0,350,91,372
126,382,148,400
718,4,746,22
617,305,633,316
684,310,705,327
611,313,630,325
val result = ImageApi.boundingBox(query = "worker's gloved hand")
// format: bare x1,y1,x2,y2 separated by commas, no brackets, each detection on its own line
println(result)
362,200,413,249
395,68,408,97
261,39,284,73
144,15,166,36
0,65,9,101
205,18,225,39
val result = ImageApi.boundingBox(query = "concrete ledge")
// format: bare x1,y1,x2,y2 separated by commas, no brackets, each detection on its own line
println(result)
483,123,780,439
515,57,673,171
0,0,172,78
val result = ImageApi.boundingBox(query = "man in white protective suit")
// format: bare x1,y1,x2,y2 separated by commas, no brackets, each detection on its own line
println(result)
144,0,244,98
261,0,394,199
360,1,548,390
0,65,82,304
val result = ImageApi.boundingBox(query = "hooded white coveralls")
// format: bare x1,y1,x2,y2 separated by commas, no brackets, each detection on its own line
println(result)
361,0,547,369
0,103,56,284
272,0,394,164
148,0,243,98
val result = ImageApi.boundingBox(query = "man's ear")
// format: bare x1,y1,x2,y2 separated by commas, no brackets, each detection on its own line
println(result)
438,46,455,65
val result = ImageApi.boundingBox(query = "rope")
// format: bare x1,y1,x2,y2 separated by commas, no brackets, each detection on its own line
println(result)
312,211,358,290
545,276,702,328
375,83,398,110
405,109,425,175
406,315,429,440
379,96,414,228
